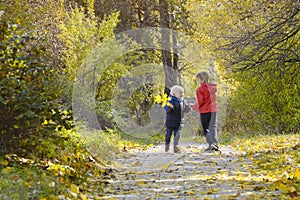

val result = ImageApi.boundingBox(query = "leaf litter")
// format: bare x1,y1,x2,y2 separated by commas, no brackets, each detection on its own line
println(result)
100,142,288,199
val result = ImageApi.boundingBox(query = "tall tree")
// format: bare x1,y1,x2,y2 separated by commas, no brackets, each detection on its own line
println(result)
93,0,191,89
159,0,176,90
187,0,300,133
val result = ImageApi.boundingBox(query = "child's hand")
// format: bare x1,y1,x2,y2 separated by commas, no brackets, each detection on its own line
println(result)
168,103,174,109
190,102,199,111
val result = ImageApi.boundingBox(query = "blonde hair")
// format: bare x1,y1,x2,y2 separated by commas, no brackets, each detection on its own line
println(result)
170,85,184,96
196,71,209,82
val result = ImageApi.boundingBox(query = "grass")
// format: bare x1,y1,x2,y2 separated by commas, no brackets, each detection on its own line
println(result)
0,127,123,199
0,162,63,199
0,125,161,199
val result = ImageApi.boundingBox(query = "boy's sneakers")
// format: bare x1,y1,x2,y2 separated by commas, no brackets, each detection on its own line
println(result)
165,144,181,153
204,147,212,151
205,144,220,152
165,144,170,152
211,144,220,151
174,145,181,153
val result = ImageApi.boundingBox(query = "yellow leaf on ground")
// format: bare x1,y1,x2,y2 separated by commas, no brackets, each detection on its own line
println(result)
185,190,195,195
293,168,300,180
1,160,9,166
207,188,218,194
80,193,87,200
62,110,69,115
1,167,12,174
70,183,79,193
276,183,291,192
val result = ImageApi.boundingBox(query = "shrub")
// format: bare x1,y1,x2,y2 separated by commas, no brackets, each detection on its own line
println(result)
0,15,60,155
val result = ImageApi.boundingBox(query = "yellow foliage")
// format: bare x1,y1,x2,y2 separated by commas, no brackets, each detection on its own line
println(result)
70,183,80,194
293,168,300,180
154,93,171,108
1,167,12,174
80,193,87,200
1,160,9,166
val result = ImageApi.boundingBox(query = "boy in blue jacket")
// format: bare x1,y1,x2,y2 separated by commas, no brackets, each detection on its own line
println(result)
164,85,191,153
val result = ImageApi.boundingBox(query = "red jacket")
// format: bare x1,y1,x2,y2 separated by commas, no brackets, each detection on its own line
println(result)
192,82,218,114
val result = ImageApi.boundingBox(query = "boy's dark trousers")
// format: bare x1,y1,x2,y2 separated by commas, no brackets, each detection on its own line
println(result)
165,124,183,146
200,112,218,147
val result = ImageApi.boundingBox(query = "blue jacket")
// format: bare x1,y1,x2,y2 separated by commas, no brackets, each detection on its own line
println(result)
164,95,190,128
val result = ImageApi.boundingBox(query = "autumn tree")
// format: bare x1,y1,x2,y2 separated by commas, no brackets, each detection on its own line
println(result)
78,0,193,126
187,0,300,133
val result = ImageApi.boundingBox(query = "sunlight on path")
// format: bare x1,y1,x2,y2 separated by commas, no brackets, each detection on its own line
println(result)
100,143,282,199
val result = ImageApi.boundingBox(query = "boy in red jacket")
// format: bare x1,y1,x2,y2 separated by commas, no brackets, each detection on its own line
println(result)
192,71,219,151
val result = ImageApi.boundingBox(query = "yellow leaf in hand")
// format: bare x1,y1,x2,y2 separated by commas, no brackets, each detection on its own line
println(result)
155,92,171,107
166,102,172,106
161,102,169,107
162,93,170,103
154,95,162,103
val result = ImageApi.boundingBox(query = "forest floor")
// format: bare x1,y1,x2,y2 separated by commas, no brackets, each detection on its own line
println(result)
99,141,287,200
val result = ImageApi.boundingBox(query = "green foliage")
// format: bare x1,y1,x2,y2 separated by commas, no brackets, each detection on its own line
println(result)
0,124,159,199
187,0,300,134
59,6,119,81
128,84,155,126
225,67,300,134
80,128,122,164
0,0,66,69
0,15,61,155
59,5,121,128
119,130,165,146
0,127,123,199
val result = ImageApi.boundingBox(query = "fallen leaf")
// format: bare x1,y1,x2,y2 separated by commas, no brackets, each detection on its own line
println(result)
70,183,79,193
80,193,87,200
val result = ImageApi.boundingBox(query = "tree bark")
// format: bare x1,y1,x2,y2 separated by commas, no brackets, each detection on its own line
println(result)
159,0,178,93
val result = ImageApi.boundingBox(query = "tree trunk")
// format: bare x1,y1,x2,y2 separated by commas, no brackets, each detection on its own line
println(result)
159,0,178,93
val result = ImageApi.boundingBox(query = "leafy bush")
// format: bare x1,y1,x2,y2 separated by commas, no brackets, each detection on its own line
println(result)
0,127,116,199
0,15,60,155
225,68,300,134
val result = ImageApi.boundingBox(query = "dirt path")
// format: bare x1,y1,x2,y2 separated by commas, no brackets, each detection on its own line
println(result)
100,142,281,199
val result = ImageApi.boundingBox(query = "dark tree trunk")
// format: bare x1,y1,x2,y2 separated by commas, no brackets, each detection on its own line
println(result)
159,0,178,93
